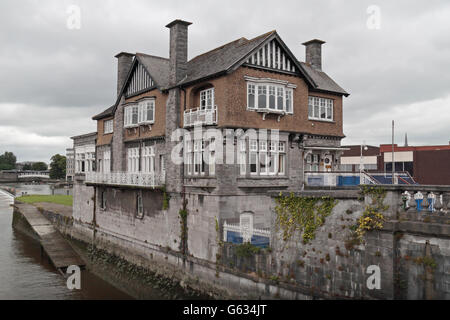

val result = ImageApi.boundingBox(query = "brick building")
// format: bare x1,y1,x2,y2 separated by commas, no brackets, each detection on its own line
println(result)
339,143,450,186
379,144,450,185
73,20,348,263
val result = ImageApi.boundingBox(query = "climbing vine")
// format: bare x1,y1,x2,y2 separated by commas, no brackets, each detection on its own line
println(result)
275,193,337,244
215,217,224,277
179,208,188,255
354,186,388,241
160,186,171,210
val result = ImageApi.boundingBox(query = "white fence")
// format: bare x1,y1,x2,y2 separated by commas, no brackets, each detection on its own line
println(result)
85,172,165,188
18,171,50,179
223,221,271,243
183,106,217,128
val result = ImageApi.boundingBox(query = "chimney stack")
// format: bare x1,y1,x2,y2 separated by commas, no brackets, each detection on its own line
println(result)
302,39,325,71
166,19,192,85
115,52,134,97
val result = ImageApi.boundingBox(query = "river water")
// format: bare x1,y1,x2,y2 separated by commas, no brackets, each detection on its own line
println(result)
0,183,132,300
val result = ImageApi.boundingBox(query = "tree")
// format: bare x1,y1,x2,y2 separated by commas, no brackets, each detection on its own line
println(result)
22,163,32,170
31,162,48,171
49,154,66,179
0,151,17,170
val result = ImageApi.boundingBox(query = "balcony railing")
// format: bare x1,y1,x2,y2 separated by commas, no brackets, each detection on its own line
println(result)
85,172,165,188
305,171,417,187
183,105,217,128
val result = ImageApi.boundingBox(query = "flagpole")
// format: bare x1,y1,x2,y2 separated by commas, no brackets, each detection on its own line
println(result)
392,120,395,184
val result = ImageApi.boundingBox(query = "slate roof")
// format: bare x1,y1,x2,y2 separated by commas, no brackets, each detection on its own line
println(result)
93,30,348,120
136,53,171,89
299,62,349,96
177,31,275,87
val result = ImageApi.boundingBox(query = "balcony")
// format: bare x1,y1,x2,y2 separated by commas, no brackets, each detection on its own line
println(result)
183,106,217,128
85,172,165,188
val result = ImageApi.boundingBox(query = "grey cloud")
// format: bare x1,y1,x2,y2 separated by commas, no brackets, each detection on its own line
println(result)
0,0,449,162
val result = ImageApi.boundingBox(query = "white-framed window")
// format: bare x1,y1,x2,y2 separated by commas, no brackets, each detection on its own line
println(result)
247,82,294,114
247,84,256,109
141,146,155,173
200,88,214,110
127,147,140,173
308,96,333,121
239,140,246,175
103,149,111,173
243,139,286,176
138,99,155,124
306,153,320,172
104,119,113,134
124,99,155,128
124,105,139,128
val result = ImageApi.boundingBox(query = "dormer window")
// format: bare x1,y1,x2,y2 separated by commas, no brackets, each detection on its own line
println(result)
245,76,296,115
200,88,214,110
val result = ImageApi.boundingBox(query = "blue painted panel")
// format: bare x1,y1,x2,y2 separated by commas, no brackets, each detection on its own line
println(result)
308,177,324,186
338,176,360,186
250,235,270,248
227,231,243,244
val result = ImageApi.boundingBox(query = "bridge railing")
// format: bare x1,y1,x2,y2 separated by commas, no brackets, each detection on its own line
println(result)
85,172,165,188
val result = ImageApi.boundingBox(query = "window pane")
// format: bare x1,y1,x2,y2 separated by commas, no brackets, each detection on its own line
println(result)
277,87,284,110
326,100,333,120
258,86,267,109
268,86,276,109
250,152,257,173
285,90,292,113
147,102,154,121
314,97,320,118
320,98,326,119
278,154,285,175
248,84,255,109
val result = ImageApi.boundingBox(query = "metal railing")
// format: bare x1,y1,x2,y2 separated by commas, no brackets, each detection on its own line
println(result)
183,105,217,128
85,172,165,188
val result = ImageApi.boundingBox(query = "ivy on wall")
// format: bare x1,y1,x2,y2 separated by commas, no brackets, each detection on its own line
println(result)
179,208,188,255
275,193,337,244
354,186,388,242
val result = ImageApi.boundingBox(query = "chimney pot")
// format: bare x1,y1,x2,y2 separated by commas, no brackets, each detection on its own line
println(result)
166,19,192,84
115,52,134,97
302,39,325,71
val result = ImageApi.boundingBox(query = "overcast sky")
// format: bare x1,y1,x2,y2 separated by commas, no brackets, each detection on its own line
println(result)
1,0,449,162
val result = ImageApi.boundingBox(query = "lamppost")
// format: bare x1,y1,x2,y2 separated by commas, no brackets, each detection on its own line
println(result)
360,142,368,185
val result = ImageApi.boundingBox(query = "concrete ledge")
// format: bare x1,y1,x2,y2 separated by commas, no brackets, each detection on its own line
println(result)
271,189,360,199
384,220,450,238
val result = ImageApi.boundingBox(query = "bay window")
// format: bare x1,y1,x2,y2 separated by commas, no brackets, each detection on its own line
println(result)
124,98,155,128
308,96,333,121
138,99,155,124
246,78,295,114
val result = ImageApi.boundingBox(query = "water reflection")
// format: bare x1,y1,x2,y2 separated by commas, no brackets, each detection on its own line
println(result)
0,183,131,300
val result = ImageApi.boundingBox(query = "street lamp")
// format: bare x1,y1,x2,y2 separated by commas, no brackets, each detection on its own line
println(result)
360,142,368,184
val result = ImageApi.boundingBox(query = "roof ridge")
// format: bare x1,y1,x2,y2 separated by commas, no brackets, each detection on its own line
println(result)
136,52,169,61
189,37,249,62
